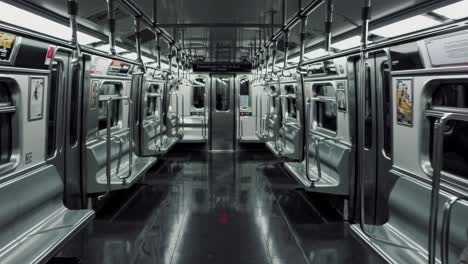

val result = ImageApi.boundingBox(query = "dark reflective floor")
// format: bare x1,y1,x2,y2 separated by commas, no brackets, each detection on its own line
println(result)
57,149,387,264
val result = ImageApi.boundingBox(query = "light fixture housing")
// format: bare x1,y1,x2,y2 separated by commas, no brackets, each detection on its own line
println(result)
432,0,468,20
370,15,440,38
0,1,100,44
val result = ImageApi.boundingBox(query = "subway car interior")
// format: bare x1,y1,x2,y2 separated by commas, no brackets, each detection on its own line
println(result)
1,0,468,263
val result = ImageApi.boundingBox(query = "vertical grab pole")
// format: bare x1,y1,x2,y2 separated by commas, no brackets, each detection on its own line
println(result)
168,44,174,78
175,92,180,135
324,0,334,53
181,91,185,136
106,0,116,55
255,94,259,135
269,10,276,78
123,98,134,182
152,0,158,27
304,99,314,182
428,114,451,264
296,14,308,75
264,47,269,79
114,136,123,175
282,30,290,75
99,99,113,200
271,41,277,79
134,15,144,66
152,0,162,77
280,95,287,151
282,0,287,26
259,94,264,137
176,48,181,80
156,33,162,71
204,90,208,140
358,0,372,235
68,0,80,61
238,94,241,140
159,94,164,149
274,97,283,152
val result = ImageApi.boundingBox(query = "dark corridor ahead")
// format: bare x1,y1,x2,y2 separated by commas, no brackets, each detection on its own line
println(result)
57,149,386,264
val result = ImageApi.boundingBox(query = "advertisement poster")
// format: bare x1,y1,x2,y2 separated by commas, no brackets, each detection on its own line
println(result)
0,32,17,62
239,95,250,110
336,81,347,112
396,79,413,126
29,77,45,121
89,80,99,109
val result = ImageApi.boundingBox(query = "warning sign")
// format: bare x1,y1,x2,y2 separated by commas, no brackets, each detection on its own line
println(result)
0,32,17,62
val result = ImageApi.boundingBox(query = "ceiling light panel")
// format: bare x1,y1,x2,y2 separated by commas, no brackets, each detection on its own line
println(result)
370,15,440,38
432,0,468,20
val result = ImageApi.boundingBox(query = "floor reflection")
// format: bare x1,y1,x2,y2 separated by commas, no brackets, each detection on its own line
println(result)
57,150,386,264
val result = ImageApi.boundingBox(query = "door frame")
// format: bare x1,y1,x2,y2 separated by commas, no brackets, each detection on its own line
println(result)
209,73,236,151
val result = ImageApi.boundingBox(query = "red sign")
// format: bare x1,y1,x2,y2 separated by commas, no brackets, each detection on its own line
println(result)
44,45,56,65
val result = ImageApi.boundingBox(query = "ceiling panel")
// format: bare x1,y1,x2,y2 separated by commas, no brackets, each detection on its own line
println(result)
13,0,458,62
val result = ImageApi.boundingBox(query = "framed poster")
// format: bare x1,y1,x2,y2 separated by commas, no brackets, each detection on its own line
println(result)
239,95,250,110
336,81,347,112
0,32,20,64
396,78,413,126
89,80,99,109
28,77,45,121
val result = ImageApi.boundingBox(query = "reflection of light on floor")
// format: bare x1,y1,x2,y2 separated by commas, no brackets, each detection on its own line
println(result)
167,181,191,264
254,173,284,264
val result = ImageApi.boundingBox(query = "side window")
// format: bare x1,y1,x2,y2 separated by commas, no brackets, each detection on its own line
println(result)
47,62,62,158
146,84,159,117
429,82,468,179
0,80,14,166
193,78,205,109
239,78,250,110
312,83,337,133
284,85,297,119
215,77,230,111
98,82,123,131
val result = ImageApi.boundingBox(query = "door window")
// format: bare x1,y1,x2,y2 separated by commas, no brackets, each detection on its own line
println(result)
284,85,297,119
239,78,250,110
98,82,123,131
312,83,337,132
193,78,205,109
146,84,159,117
215,77,231,111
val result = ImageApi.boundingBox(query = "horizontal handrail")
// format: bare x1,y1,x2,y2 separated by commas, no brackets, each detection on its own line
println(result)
426,107,468,118
0,105,16,114
310,96,336,103
147,92,161,98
